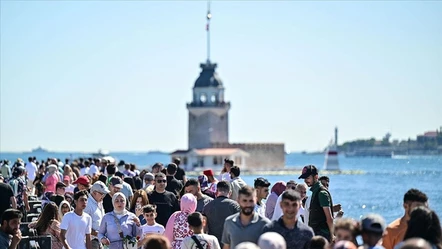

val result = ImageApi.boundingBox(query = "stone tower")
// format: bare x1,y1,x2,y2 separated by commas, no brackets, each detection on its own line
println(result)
187,62,230,149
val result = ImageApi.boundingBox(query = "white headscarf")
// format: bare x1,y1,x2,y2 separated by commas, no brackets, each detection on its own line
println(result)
112,192,127,215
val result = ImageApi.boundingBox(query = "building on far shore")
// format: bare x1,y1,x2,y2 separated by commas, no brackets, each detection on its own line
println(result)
170,4,284,170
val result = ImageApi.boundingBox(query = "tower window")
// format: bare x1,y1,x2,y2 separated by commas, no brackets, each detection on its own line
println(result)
211,94,217,103
200,93,207,103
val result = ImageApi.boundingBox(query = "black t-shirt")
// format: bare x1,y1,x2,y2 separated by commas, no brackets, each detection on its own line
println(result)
174,167,186,181
148,190,180,227
103,193,113,213
0,183,14,215
165,176,183,198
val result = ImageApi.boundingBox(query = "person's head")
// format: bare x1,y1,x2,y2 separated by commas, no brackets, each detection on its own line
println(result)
72,176,90,191
0,209,22,235
59,200,71,217
184,178,201,196
35,202,60,234
152,162,164,174
298,165,319,187
403,189,428,217
143,234,171,249
144,173,155,186
187,212,205,231
106,164,117,175
319,176,330,189
404,206,442,247
91,181,110,202
286,180,297,190
270,181,286,196
238,186,256,216
258,232,287,249
112,192,127,213
124,164,131,170
333,240,357,249
230,166,240,178
334,218,360,243
154,173,167,191
360,214,386,247
309,236,330,249
224,159,234,171
398,238,433,249
280,190,301,220
56,182,66,195
173,157,181,166
28,156,33,162
64,164,72,174
180,193,197,213
166,163,177,176
216,181,231,197
203,169,215,181
295,183,308,200
109,176,123,194
254,177,271,200
143,204,158,225
130,189,149,211
50,194,65,207
74,190,88,210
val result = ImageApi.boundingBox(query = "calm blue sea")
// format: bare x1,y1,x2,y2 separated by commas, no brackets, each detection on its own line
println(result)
1,151,441,223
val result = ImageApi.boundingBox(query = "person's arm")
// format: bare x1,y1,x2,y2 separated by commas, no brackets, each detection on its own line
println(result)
60,229,72,249
10,195,17,209
318,190,334,240
164,212,177,242
23,186,29,211
223,244,230,249
322,206,334,238
182,175,187,185
8,229,21,249
85,216,92,249
98,215,110,246
382,228,394,249
221,220,231,249
85,234,92,249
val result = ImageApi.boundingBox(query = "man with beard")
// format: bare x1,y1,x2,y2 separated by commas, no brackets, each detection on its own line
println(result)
299,165,334,242
263,190,314,249
0,209,22,249
221,186,270,249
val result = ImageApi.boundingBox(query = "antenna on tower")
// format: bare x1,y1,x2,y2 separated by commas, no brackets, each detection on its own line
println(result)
206,0,212,64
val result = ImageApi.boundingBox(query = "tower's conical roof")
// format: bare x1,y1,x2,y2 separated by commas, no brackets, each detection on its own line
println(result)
194,62,223,88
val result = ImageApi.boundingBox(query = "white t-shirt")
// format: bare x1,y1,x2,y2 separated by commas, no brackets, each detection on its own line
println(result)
271,192,306,222
60,211,92,249
141,223,165,237
182,233,221,249
26,162,38,181
80,167,90,176
65,184,75,194
88,165,100,176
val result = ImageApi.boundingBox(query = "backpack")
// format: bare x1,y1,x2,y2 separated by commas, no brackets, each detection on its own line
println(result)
9,178,19,196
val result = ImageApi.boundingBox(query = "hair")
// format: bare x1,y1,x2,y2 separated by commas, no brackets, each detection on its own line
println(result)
216,181,231,193
295,183,307,191
398,238,433,249
124,177,136,190
281,189,301,202
403,189,428,203
309,235,329,249
1,209,23,224
98,174,107,184
254,177,270,188
155,172,166,179
143,204,157,214
238,186,254,197
166,163,177,175
173,158,181,166
74,190,88,200
106,164,116,175
184,178,199,188
143,234,171,249
63,165,72,175
50,194,65,207
224,158,234,166
130,164,137,172
187,212,203,227
115,171,124,178
124,164,131,170
130,189,149,211
34,202,60,235
319,176,330,182
152,162,163,170
335,218,360,244
404,206,442,249
230,166,240,177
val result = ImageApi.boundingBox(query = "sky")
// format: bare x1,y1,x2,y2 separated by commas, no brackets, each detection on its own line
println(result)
1,1,441,153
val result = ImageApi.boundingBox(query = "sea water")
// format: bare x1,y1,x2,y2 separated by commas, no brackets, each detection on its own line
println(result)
1,151,441,223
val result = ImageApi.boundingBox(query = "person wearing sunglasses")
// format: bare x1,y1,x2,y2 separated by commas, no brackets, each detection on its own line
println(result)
85,181,110,249
147,173,180,227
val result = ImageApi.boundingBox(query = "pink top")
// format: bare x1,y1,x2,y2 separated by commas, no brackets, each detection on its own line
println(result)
45,174,58,193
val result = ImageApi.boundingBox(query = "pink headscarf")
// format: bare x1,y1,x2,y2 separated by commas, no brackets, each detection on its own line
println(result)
180,193,197,213
271,181,286,196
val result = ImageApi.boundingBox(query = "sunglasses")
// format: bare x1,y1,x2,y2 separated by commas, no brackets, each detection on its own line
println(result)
156,180,167,183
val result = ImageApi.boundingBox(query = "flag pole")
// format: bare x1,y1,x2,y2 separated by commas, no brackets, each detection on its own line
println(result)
206,0,211,64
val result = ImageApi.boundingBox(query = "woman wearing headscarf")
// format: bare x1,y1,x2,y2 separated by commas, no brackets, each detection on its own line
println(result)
164,193,197,249
98,192,142,249
265,181,286,219
43,164,60,193
58,200,71,220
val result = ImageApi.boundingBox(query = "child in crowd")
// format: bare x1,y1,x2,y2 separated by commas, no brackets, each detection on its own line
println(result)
141,205,165,237
182,212,220,249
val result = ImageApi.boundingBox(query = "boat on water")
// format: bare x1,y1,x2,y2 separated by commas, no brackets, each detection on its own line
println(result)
31,146,49,153
92,149,109,158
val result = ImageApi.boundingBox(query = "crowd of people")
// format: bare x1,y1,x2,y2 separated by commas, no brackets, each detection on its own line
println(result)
0,156,441,249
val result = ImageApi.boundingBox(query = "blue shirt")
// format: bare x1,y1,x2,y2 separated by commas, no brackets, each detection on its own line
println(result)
98,211,142,249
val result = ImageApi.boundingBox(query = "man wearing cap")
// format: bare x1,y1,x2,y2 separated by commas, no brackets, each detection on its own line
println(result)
103,176,123,213
360,214,386,249
254,177,271,217
85,181,110,249
73,176,91,192
143,173,155,194
299,165,334,242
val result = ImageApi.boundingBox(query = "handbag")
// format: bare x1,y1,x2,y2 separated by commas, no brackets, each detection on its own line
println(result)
112,214,125,239
191,235,205,249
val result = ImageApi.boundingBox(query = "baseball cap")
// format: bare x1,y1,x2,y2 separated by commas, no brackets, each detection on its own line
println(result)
72,176,90,186
63,175,71,182
361,214,386,234
144,173,154,181
254,177,271,188
91,181,110,194
203,169,214,177
298,165,318,179
109,176,123,188
198,175,209,191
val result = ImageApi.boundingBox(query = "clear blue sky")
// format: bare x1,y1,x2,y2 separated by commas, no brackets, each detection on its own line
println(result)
1,1,441,152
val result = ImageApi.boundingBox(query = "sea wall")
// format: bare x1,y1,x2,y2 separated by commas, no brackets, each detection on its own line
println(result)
212,143,285,169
